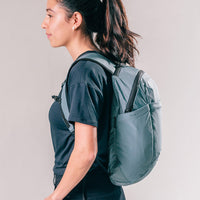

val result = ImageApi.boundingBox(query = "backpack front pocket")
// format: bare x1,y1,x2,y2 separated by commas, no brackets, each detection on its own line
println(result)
115,103,154,183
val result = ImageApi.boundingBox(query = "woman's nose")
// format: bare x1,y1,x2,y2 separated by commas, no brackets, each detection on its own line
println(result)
41,18,47,29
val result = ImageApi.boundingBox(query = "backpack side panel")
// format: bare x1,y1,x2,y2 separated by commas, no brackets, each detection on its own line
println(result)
141,73,162,159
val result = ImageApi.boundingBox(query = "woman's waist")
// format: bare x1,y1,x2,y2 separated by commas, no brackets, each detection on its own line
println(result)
54,166,121,192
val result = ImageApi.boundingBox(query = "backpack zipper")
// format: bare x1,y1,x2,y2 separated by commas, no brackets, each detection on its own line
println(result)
125,70,144,113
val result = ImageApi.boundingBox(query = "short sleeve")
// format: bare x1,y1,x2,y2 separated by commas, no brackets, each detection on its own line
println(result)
67,82,104,127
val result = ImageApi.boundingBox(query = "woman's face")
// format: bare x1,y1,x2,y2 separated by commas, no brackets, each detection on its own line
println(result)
41,0,74,47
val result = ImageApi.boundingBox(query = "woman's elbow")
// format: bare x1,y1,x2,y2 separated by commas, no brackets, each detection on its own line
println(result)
75,148,97,164
85,150,97,163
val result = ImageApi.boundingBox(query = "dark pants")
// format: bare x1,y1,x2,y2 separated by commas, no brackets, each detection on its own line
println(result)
53,168,126,200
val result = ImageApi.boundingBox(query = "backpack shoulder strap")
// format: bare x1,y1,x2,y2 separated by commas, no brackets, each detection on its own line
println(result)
73,51,117,74
60,81,75,133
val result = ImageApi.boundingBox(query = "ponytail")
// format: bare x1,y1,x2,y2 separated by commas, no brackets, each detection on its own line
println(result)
56,0,140,67
95,0,140,67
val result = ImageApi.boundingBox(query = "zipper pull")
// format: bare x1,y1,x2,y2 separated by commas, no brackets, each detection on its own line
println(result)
52,95,61,102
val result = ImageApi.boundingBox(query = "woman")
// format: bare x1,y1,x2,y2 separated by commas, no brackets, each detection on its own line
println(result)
41,0,140,199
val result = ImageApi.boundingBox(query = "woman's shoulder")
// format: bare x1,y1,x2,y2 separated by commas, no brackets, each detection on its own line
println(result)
68,59,110,89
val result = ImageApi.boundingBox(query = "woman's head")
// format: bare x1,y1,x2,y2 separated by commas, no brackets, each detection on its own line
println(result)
55,0,104,35
42,0,140,67
41,0,83,48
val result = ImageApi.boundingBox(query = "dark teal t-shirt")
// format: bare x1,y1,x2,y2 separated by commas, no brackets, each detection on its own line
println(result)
48,51,113,175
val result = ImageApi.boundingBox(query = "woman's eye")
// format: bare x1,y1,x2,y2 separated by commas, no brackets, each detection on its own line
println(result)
47,14,53,18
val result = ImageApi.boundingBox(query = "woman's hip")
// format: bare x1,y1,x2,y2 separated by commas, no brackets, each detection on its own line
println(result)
53,168,126,200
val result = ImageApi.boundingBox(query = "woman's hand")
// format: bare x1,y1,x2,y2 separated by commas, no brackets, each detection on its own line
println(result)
44,193,62,200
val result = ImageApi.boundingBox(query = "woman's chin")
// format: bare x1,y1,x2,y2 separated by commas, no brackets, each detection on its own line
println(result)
50,42,62,48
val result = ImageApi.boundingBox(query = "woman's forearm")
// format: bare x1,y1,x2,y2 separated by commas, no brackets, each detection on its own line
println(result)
51,148,96,200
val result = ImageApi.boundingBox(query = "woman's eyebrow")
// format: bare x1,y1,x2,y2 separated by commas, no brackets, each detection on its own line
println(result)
46,8,55,13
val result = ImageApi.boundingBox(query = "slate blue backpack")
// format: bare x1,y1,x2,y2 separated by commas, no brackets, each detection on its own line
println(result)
56,51,162,186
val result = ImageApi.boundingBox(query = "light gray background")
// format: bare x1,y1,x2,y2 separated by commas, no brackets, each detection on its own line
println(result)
0,0,199,199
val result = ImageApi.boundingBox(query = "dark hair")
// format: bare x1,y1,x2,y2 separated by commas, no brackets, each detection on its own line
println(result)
56,0,141,67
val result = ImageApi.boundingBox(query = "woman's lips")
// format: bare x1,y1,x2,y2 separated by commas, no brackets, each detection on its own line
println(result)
46,33,52,38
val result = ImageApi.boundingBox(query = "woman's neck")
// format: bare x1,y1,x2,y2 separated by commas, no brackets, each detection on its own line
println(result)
65,34,99,61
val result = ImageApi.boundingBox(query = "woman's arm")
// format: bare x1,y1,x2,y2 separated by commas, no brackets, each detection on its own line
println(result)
50,122,98,200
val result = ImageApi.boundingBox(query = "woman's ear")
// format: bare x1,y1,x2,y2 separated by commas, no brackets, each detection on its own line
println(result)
71,11,83,30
